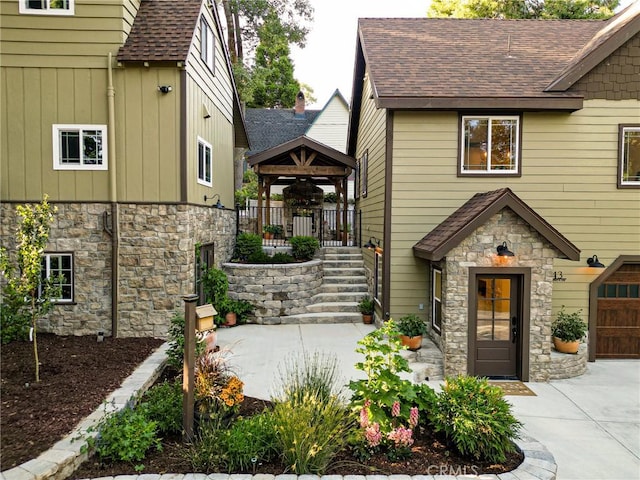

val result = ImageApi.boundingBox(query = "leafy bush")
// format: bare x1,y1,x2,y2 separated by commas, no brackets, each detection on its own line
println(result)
272,392,353,474
234,233,263,261
202,267,228,306
551,305,587,342
90,405,161,465
166,311,205,370
184,417,226,472
0,287,31,344
397,313,427,337
247,250,272,264
358,296,375,315
194,349,244,418
289,236,319,261
227,298,254,324
271,252,295,263
140,380,182,435
431,375,522,463
218,412,278,472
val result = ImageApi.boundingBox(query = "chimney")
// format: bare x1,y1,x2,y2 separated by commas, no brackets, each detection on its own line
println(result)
294,91,305,118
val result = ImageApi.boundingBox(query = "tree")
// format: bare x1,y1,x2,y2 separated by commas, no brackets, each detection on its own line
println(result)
249,10,300,108
0,195,62,382
427,0,619,19
217,0,313,66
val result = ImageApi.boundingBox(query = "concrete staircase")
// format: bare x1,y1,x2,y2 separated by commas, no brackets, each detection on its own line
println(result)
400,337,445,382
280,247,368,324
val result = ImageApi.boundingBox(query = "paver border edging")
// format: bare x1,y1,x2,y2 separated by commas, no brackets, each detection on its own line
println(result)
0,341,557,480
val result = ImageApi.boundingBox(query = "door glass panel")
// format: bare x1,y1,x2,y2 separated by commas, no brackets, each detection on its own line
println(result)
477,277,512,341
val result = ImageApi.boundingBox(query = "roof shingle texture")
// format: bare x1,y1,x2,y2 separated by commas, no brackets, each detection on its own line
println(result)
359,17,604,98
118,0,202,62
245,108,320,156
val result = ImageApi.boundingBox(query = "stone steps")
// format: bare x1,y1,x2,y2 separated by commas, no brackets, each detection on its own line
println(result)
280,311,363,324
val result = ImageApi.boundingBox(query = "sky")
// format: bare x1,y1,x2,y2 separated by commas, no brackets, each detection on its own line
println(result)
290,0,637,109
290,0,432,109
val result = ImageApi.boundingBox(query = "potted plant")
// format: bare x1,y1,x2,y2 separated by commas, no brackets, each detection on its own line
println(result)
397,313,427,350
263,224,280,239
551,306,587,354
358,296,375,324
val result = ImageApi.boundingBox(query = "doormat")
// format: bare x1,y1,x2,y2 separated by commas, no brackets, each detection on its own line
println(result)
488,381,536,396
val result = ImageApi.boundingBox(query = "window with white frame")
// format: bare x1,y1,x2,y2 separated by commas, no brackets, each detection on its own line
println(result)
197,137,212,186
619,124,640,188
200,17,215,73
460,115,520,175
432,267,442,333
53,125,107,170
39,253,73,303
19,0,74,15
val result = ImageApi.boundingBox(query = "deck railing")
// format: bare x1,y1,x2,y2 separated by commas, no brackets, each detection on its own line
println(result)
237,206,360,247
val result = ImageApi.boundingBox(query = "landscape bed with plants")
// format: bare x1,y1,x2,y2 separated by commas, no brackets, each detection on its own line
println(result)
68,320,523,478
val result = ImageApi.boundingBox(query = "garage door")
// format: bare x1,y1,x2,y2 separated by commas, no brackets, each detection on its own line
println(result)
596,264,640,359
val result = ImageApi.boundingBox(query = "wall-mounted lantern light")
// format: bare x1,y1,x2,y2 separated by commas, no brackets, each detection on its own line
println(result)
496,241,514,257
204,194,224,209
586,255,605,268
158,85,173,94
364,236,381,250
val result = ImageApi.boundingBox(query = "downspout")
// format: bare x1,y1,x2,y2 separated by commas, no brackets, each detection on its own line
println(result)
107,52,119,338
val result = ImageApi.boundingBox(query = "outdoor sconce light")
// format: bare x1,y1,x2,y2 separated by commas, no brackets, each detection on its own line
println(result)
158,85,173,94
204,194,224,209
496,241,514,257
587,255,605,268
364,237,381,250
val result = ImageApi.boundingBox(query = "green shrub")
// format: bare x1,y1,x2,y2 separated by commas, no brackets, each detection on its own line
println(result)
184,417,226,472
234,233,263,261
271,252,295,263
0,288,31,344
141,380,183,435
551,305,587,342
247,250,272,264
218,412,278,472
202,267,228,306
90,405,161,465
431,375,522,463
272,392,353,474
289,236,319,261
166,311,205,370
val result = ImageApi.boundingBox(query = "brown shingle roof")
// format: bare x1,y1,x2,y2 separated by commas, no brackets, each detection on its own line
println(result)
358,17,603,103
412,188,580,261
117,0,202,62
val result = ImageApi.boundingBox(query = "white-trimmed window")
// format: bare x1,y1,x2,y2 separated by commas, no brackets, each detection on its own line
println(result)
53,125,107,170
19,0,74,15
432,267,442,333
460,115,520,175
197,137,212,186
39,253,74,303
619,124,640,188
200,17,215,73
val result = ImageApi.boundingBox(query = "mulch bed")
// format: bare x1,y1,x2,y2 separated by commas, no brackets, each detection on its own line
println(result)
2,334,523,477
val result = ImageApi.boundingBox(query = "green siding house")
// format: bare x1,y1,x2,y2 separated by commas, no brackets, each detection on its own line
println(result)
348,5,640,381
0,0,249,337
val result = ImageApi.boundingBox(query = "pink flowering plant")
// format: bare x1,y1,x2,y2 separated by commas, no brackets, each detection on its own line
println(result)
348,320,436,460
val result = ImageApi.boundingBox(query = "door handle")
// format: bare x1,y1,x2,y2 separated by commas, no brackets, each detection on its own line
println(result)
511,316,518,344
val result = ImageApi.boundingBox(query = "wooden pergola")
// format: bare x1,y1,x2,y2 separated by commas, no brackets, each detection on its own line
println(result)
247,135,356,245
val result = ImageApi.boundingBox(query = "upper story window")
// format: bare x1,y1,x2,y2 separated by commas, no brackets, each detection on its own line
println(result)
200,17,215,73
53,125,107,171
197,136,212,186
19,0,74,15
40,253,74,303
619,125,640,188
460,115,520,176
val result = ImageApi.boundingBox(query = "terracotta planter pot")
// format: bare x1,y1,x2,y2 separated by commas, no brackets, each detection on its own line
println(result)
362,314,373,324
400,334,423,351
553,336,580,354
263,232,273,240
223,312,237,327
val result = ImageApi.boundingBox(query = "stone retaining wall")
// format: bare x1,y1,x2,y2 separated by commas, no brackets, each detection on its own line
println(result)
549,343,588,379
223,260,323,324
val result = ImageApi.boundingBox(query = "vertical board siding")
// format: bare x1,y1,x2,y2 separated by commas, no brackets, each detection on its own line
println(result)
390,100,640,319
0,0,139,68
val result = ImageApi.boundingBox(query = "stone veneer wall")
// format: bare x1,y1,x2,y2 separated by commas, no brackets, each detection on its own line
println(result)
549,344,588,379
442,208,557,382
223,260,323,324
0,202,236,338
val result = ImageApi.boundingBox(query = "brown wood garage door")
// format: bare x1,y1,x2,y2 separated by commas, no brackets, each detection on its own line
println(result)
596,264,640,359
